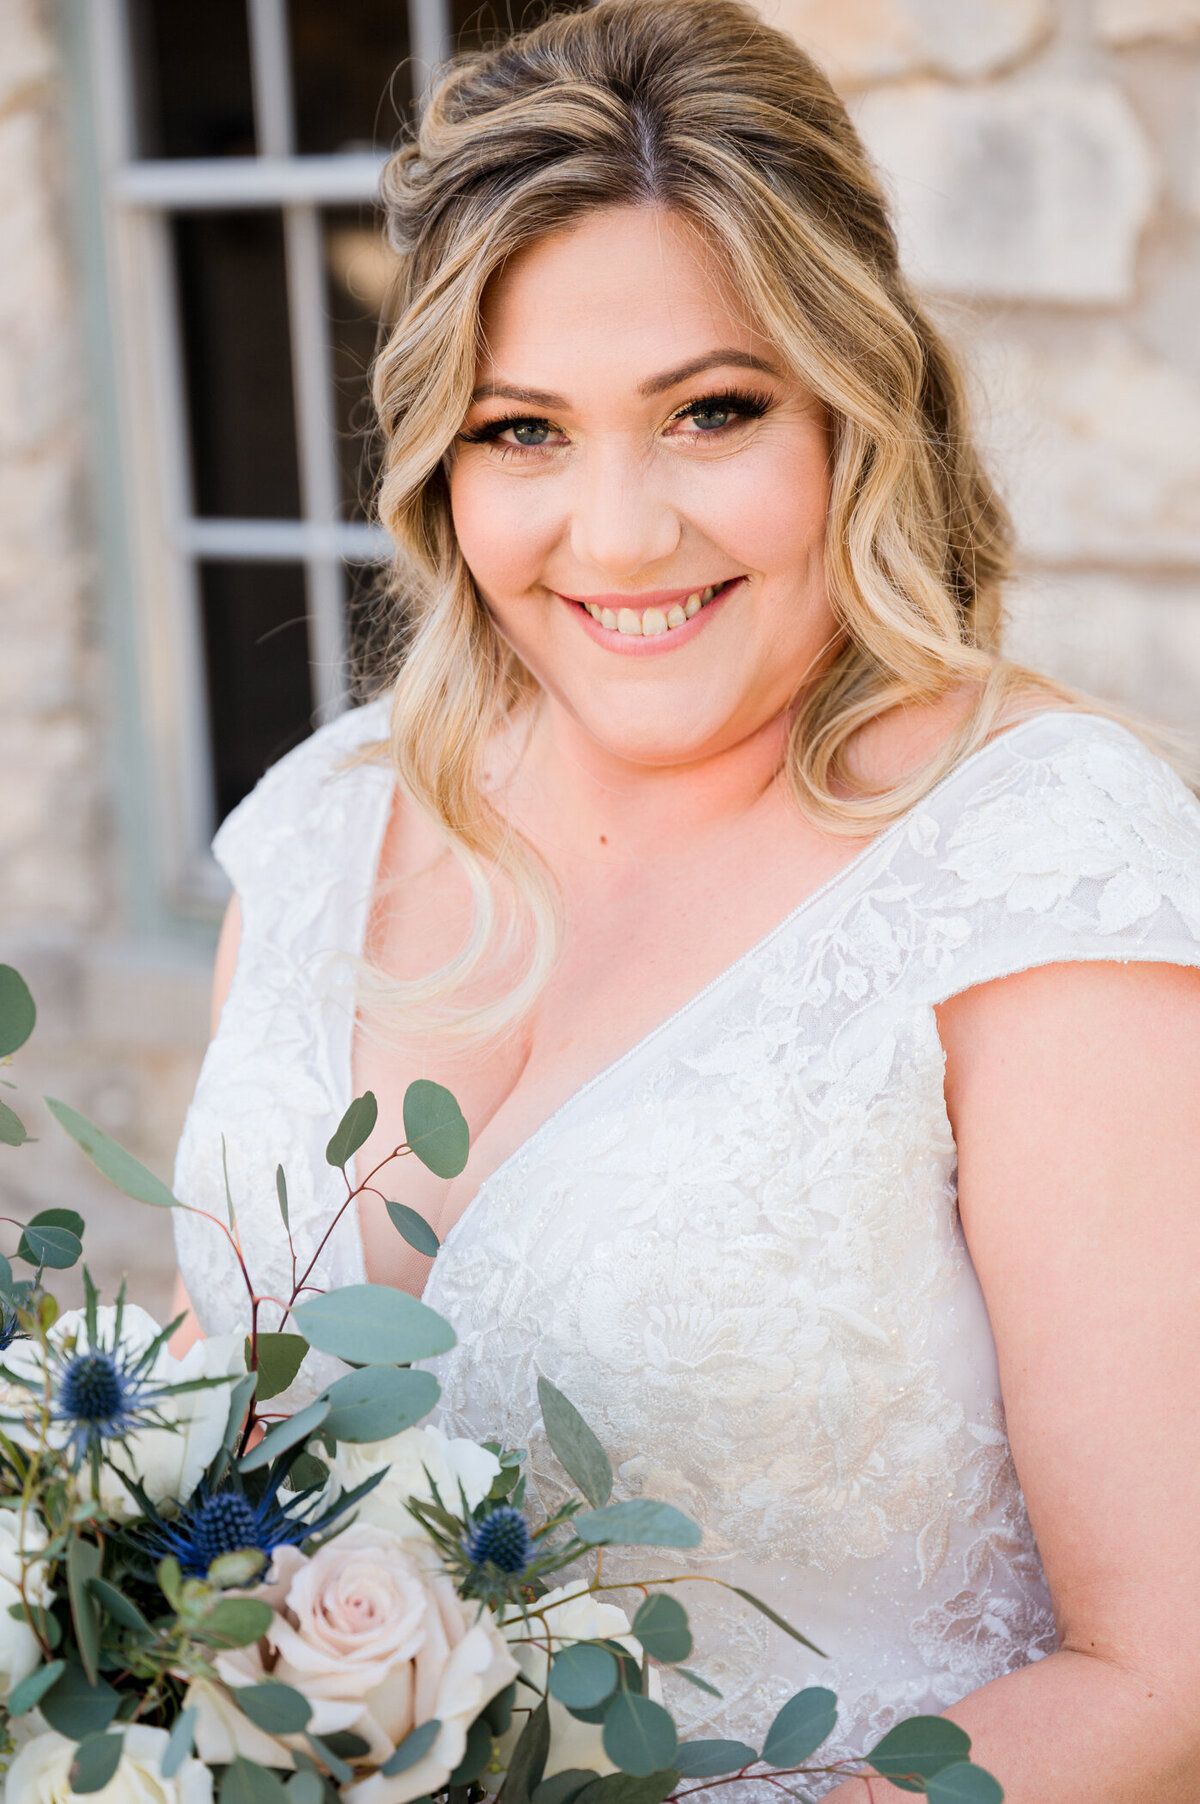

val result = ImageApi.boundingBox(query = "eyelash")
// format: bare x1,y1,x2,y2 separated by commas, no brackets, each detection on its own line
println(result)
457,386,774,454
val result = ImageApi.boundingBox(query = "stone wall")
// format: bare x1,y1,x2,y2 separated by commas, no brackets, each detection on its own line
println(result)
767,0,1200,730
1,0,1198,1317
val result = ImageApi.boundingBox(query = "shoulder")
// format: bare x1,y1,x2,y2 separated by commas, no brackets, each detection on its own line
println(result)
211,699,392,893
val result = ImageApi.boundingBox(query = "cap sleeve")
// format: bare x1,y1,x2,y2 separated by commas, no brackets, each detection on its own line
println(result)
914,715,1200,1003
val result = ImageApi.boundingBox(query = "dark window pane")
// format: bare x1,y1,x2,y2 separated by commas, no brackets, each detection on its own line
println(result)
289,0,412,154
128,0,256,159
324,206,394,520
451,0,594,56
201,562,314,822
175,212,302,519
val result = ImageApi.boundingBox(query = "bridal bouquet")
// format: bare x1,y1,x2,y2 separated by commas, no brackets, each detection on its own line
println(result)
0,964,1003,1804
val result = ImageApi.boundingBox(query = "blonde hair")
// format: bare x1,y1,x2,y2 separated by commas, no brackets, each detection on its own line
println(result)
363,0,1063,1038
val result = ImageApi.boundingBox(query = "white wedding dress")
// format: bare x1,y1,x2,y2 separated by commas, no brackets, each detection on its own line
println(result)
173,705,1200,1792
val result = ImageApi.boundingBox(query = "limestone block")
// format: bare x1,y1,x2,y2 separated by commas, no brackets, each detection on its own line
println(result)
1005,572,1200,733
0,111,74,457
0,0,54,114
1097,0,1200,46
761,0,1049,86
854,80,1157,300
971,328,1200,565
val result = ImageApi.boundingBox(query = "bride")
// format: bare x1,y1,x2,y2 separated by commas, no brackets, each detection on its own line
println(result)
169,2,1200,1797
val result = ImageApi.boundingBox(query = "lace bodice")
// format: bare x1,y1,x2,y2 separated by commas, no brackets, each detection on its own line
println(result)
173,708,1200,1792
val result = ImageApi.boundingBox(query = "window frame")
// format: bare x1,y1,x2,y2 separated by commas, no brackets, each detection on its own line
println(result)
75,0,444,921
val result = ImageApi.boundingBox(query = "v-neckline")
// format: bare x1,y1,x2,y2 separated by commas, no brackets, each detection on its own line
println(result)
343,708,1082,1288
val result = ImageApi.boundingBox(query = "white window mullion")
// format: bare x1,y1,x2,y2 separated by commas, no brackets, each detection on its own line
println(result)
409,0,453,83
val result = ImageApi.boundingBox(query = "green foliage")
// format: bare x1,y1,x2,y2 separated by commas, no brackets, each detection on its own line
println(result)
728,1585,826,1657
547,1643,619,1710
449,1715,493,1786
70,1732,125,1794
326,1092,378,1170
236,1682,313,1735
249,1332,309,1402
867,1717,972,1790
18,1216,83,1269
500,1697,550,1804
194,1597,276,1649
7,1658,66,1716
403,1079,470,1179
537,1378,612,1510
238,1398,331,1474
275,1165,290,1231
321,1365,440,1443
292,1284,456,1366
926,1767,1005,1803
284,1775,323,1804
45,1098,180,1208
40,1662,120,1738
574,1501,700,1550
88,1578,150,1635
761,1688,837,1768
207,1549,267,1589
573,1770,679,1804
0,1097,27,1146
384,1199,440,1257
161,1709,198,1779
671,1741,757,1778
673,1668,722,1699
530,1770,598,1804
602,1694,677,1778
631,1595,691,1665
66,1535,103,1683
0,964,36,1057
220,1759,292,1804
381,1719,442,1777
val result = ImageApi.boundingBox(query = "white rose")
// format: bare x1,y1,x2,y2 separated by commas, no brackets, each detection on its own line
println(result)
326,1425,500,1539
3,1307,244,1518
497,1583,664,1781
4,1725,213,1804
208,1526,517,1804
0,1503,52,1703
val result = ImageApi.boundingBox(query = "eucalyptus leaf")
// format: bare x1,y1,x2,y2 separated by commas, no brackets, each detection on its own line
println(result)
0,965,36,1057
66,1536,103,1684
237,1682,313,1735
70,1732,125,1794
728,1586,826,1656
326,1092,378,1170
7,1658,65,1716
531,1771,597,1804
631,1594,691,1665
250,1332,309,1403
88,1577,151,1635
44,1098,180,1208
761,1688,837,1769
40,1663,119,1738
867,1718,972,1785
500,1697,550,1804
671,1742,757,1779
547,1643,619,1710
449,1715,492,1786
537,1378,612,1510
285,1776,324,1804
674,1668,722,1699
208,1549,267,1589
221,1372,258,1461
219,1759,292,1804
574,1500,700,1549
601,1694,677,1778
322,1365,440,1443
484,1681,516,1737
572,1772,678,1804
276,1165,290,1231
161,1708,197,1779
304,1736,352,1786
384,1199,440,1258
198,1597,276,1648
320,1734,371,1761
238,1398,330,1474
0,1253,12,1294
17,1224,81,1270
0,1099,28,1145
403,1079,469,1178
28,1206,86,1240
286,1450,328,1492
925,1764,1004,1804
381,1720,441,1777
292,1285,455,1366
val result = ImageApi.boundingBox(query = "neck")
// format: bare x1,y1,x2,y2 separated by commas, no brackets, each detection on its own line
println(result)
505,695,793,859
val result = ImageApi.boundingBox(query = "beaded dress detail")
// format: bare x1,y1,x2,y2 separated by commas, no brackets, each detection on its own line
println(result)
173,707,1200,1794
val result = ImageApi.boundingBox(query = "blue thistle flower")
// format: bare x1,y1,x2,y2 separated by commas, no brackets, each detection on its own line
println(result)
149,1462,376,1582
52,1341,176,1465
0,1298,23,1352
464,1506,534,1576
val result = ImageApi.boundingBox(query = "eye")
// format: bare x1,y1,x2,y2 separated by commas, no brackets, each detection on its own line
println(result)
508,421,552,446
689,401,738,432
667,388,773,439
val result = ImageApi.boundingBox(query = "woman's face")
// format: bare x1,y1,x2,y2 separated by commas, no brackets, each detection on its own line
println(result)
449,205,836,770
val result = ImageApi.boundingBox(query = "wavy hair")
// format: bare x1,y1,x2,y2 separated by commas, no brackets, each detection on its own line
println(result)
362,0,1061,1038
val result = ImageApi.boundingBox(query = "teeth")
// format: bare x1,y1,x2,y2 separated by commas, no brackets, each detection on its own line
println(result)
667,605,686,629
684,594,701,618
582,583,732,635
617,608,641,635
642,607,668,636
702,584,717,603
600,608,617,630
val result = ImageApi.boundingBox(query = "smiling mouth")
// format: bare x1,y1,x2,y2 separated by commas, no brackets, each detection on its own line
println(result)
571,579,739,637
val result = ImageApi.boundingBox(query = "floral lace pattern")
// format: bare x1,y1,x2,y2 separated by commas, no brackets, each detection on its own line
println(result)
174,710,1200,1796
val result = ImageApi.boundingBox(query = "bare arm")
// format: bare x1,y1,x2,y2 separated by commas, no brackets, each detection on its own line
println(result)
823,959,1200,1802
167,895,243,1357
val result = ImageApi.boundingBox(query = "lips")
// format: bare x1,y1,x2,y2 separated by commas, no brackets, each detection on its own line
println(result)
564,580,736,637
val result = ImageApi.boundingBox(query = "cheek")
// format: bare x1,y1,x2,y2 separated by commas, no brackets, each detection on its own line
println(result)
448,460,558,598
688,434,829,580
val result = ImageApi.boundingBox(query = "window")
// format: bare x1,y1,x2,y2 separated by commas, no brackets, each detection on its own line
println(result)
85,0,587,916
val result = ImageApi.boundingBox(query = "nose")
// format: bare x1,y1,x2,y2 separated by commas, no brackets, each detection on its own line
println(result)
567,441,682,579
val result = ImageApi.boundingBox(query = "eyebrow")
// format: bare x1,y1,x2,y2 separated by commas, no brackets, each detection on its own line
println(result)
469,349,781,407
